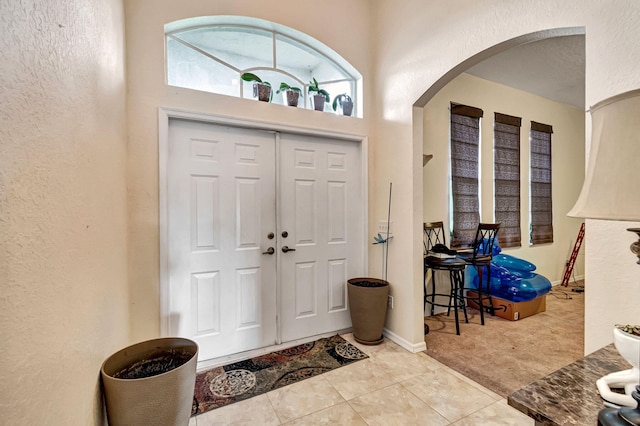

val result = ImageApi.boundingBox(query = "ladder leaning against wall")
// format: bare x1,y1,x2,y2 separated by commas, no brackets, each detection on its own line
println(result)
561,222,585,287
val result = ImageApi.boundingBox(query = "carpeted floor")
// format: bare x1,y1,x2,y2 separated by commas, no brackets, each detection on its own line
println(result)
191,334,368,417
424,284,584,398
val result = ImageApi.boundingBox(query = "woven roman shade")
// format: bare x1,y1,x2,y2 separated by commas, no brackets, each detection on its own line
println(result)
450,103,483,247
530,122,553,245
494,113,522,248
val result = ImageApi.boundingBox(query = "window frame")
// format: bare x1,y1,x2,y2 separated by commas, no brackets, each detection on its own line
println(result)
529,121,554,245
449,103,483,248
493,113,522,248
164,17,361,115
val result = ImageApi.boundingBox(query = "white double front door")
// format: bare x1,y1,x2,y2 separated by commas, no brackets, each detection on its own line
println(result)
166,119,364,361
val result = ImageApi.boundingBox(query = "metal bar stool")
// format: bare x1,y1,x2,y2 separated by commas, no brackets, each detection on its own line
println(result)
456,223,501,326
423,222,468,335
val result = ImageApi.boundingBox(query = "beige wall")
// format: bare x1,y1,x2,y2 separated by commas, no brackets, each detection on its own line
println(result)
127,0,640,353
125,0,373,341
372,0,640,353
423,73,585,289
4,3,640,422
0,0,128,424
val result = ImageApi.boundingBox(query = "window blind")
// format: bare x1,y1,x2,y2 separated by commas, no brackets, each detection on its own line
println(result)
450,103,483,248
494,113,522,248
530,122,553,245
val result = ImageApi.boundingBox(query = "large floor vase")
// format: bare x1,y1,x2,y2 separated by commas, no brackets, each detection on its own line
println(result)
348,278,390,345
101,337,198,426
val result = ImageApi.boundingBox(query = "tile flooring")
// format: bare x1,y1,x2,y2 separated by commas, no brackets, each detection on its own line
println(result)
189,334,534,425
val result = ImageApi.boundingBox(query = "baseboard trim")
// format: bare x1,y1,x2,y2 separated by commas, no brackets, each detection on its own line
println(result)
551,275,585,286
383,328,427,353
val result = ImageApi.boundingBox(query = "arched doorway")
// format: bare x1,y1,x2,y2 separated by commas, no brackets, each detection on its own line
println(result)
414,27,586,394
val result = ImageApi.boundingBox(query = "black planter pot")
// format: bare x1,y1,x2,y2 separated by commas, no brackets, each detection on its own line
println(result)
347,278,390,345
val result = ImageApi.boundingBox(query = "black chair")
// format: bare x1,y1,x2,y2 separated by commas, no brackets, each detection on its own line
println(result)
423,222,468,335
456,223,501,326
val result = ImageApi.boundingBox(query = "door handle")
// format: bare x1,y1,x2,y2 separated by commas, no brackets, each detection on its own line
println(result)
262,247,275,255
281,246,296,253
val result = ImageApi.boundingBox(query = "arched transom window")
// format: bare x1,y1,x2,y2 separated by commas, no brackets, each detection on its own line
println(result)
165,16,362,116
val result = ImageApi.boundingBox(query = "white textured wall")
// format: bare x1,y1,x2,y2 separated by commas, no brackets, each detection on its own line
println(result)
423,73,585,284
0,1,128,424
3,1,638,421
125,0,373,341
372,0,640,352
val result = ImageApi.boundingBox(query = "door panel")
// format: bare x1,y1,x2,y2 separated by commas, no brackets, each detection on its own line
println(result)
167,120,365,361
279,133,364,341
168,119,277,361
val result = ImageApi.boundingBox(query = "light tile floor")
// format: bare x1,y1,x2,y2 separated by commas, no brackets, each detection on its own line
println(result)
190,334,534,425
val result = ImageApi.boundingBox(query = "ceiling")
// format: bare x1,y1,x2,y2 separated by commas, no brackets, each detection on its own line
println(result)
464,35,585,110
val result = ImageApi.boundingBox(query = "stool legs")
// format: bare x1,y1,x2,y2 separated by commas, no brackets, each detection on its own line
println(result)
485,264,495,316
452,271,460,336
474,264,496,326
430,269,437,316
449,269,467,335
423,264,428,313
476,265,485,326
456,270,469,324
424,266,467,335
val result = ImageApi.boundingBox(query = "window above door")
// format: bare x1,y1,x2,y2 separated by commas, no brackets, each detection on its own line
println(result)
165,16,362,116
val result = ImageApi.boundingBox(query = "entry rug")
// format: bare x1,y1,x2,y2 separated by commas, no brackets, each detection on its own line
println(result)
191,334,368,417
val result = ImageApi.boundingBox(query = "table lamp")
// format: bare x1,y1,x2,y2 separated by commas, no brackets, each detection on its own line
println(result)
567,88,640,425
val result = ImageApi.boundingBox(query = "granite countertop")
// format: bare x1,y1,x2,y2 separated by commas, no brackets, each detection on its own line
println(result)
508,344,632,425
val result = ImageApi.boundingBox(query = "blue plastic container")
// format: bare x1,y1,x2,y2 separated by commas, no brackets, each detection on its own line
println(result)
464,244,551,302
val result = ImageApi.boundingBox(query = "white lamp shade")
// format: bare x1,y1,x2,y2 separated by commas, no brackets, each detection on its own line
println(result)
568,89,640,221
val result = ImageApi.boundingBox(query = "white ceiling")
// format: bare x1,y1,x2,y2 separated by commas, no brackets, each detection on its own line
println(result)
465,35,585,110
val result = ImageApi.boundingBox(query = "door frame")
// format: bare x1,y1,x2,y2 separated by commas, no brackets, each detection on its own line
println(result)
158,107,369,339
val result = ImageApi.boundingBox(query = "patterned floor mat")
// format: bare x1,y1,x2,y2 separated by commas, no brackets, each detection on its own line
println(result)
191,334,368,417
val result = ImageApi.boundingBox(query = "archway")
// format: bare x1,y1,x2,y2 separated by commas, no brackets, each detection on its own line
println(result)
414,25,586,342
413,27,585,108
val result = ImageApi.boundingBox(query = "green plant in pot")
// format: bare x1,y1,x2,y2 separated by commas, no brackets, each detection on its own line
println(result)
308,77,330,111
332,93,354,116
241,72,272,102
276,82,302,107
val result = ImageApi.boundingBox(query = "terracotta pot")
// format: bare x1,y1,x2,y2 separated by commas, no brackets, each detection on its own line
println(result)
101,337,198,426
347,278,390,345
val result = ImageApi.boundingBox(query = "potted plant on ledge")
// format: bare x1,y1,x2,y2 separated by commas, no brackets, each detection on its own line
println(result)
332,93,354,116
241,72,272,102
276,82,302,107
308,77,330,111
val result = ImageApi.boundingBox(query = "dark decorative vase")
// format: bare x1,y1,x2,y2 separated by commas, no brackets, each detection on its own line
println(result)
311,94,325,111
101,337,198,426
253,83,272,102
347,278,390,345
340,100,354,116
285,89,300,106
